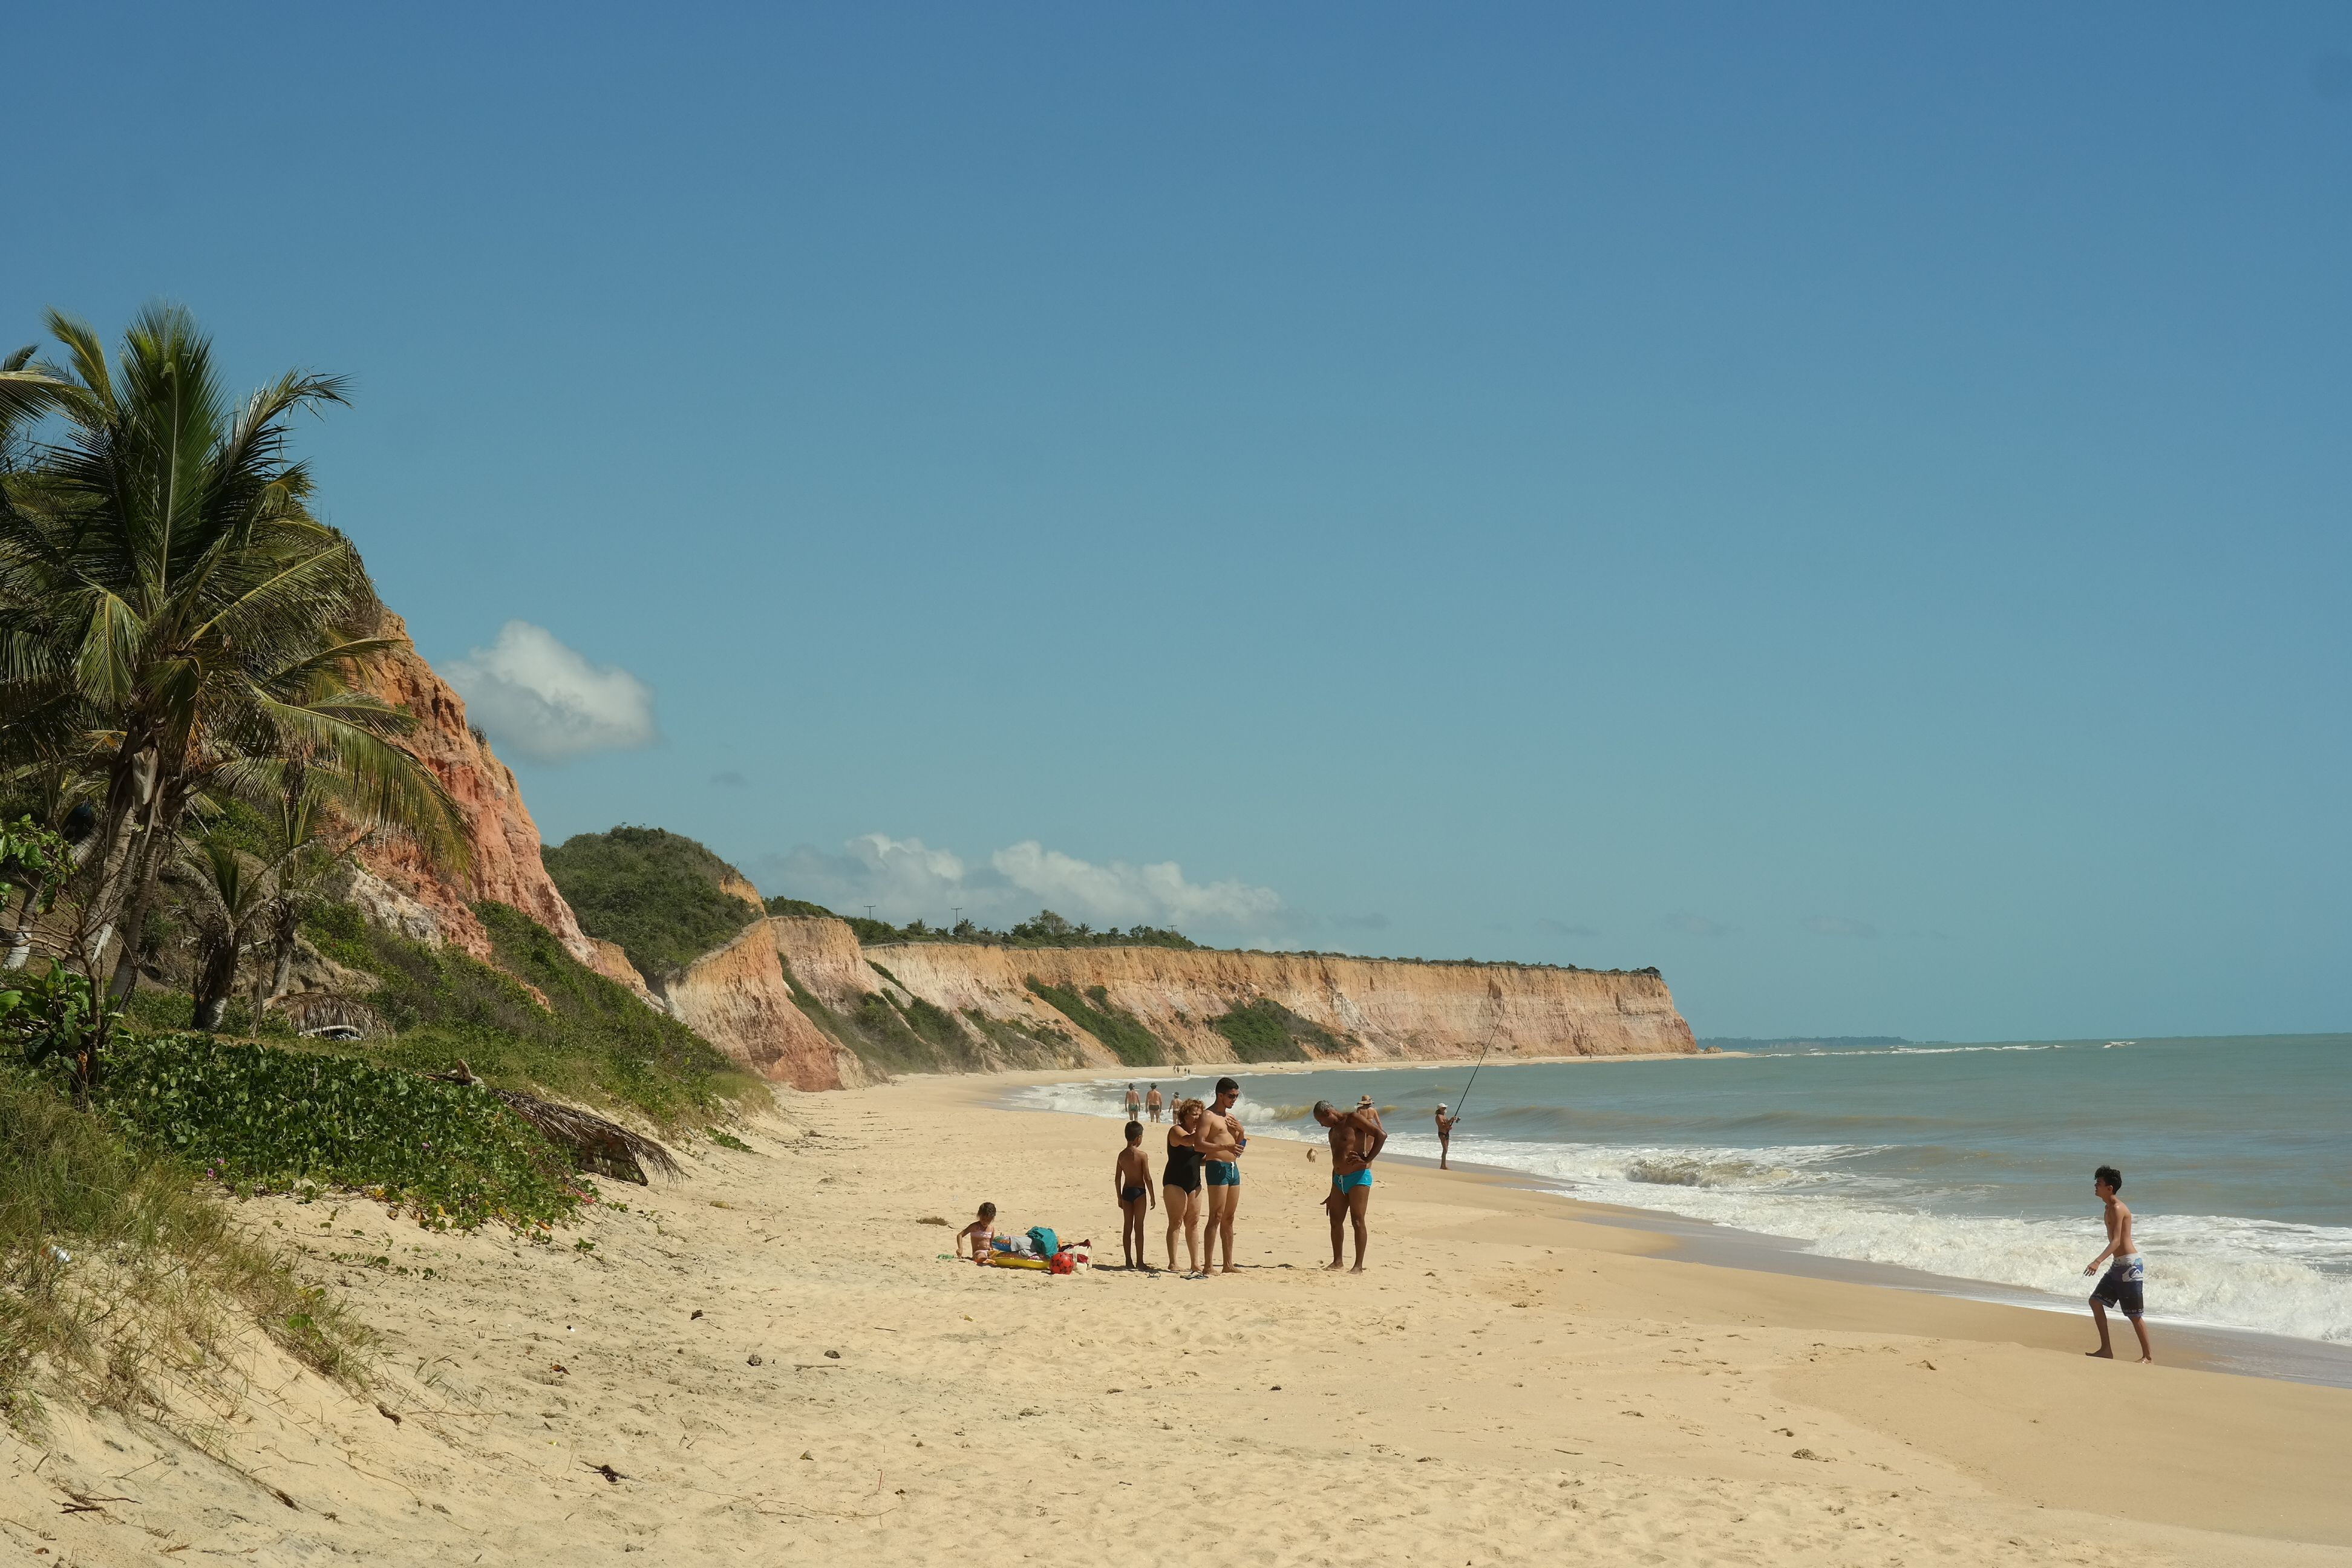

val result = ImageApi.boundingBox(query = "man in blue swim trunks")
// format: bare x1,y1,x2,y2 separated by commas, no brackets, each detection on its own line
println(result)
1313,1099,1387,1272
1197,1077,1246,1274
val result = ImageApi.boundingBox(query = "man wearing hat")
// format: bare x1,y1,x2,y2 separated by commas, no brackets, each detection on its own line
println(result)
1434,1103,1460,1170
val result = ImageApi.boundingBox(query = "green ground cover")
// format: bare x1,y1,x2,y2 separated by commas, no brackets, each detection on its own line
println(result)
1025,979,1166,1067
305,901,765,1131
1207,999,1344,1063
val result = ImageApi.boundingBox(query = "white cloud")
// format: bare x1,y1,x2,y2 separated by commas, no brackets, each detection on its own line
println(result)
1804,915,1877,938
445,621,658,763
990,840,1282,929
1664,912,1734,937
755,833,1284,935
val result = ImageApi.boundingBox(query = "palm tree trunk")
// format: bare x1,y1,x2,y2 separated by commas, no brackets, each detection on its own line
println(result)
105,817,170,1002
192,939,237,1031
263,901,300,1003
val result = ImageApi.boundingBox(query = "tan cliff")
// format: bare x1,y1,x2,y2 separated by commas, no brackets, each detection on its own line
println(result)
866,937,1693,1065
658,922,869,1091
341,631,1692,1090
652,913,1691,1090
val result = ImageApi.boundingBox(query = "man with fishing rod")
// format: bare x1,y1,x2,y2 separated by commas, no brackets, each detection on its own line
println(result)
1436,1040,1491,1172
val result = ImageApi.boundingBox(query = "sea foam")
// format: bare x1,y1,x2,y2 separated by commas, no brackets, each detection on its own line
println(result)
1011,1077,2352,1345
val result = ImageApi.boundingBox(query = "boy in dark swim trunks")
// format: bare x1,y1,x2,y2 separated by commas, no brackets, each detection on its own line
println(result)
1114,1120,1155,1270
2083,1164,2153,1364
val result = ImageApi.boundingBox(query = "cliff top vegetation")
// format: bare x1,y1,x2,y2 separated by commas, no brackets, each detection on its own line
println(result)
765,895,1659,976
766,900,1201,952
544,826,762,979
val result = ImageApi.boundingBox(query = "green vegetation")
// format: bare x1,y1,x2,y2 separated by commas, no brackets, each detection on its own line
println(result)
784,904,1203,952
309,900,765,1131
959,1008,1088,1069
543,826,764,980
1207,999,1346,1063
0,307,462,1083
776,958,989,1076
86,1033,584,1230
1025,979,1167,1067
763,897,836,918
1,1068,367,1420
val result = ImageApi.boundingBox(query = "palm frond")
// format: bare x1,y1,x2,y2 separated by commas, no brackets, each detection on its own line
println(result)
486,1088,679,1184
247,691,468,874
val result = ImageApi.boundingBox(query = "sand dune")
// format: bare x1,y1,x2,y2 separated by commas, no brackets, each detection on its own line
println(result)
5,1071,2348,1566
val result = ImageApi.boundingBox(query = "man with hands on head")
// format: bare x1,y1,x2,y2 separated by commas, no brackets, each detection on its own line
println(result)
1314,1097,1387,1272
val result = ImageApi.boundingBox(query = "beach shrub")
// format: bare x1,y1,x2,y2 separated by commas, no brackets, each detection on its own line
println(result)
0,1068,368,1420
1025,979,1166,1067
776,958,989,1076
1207,999,1342,1063
307,901,765,1130
959,1008,1088,1068
764,897,836,918
86,1033,584,1230
542,826,762,979
842,907,1201,952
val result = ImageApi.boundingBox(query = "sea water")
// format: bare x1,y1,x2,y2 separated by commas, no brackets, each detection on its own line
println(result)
1012,1034,2352,1347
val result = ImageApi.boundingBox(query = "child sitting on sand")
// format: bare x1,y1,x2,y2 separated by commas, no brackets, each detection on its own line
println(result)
955,1202,998,1266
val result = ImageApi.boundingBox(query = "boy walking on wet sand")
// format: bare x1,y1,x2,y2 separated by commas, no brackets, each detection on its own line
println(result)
1115,1122,1155,1270
2083,1164,2153,1363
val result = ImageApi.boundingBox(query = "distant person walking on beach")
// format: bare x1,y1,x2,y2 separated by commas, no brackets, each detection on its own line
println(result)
1114,1121,1154,1270
1162,1100,1206,1274
2083,1165,2153,1363
1315,1099,1388,1272
1146,1084,1163,1123
1125,1083,1141,1119
1195,1077,1246,1275
1434,1103,1459,1170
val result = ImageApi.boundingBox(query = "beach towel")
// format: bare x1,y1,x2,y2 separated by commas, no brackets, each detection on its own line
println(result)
1027,1226,1058,1261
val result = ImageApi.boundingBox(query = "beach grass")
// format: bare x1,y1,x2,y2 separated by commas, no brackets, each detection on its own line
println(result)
0,1069,368,1425
305,900,768,1131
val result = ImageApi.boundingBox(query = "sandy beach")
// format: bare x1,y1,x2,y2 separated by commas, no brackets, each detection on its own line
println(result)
7,1070,2350,1566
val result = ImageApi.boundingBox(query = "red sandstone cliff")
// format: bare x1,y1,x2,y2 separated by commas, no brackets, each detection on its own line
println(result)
347,613,601,970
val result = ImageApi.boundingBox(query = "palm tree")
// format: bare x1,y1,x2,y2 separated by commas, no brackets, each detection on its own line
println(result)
181,834,269,1031
0,305,461,1076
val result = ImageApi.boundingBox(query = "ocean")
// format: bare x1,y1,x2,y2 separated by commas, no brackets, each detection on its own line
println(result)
1011,1033,2352,1348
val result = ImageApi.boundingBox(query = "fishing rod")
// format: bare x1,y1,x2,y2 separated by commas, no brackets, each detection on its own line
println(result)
1448,1039,1494,1129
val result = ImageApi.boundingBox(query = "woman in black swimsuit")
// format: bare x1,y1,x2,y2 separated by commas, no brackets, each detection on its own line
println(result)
1163,1099,1206,1275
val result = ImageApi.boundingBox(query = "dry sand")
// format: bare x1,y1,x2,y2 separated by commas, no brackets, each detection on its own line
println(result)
7,1070,2351,1566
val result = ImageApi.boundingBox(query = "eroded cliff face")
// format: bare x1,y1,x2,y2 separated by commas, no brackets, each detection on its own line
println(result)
659,923,867,1091
349,613,596,967
870,939,1693,1067
340,626,1688,1089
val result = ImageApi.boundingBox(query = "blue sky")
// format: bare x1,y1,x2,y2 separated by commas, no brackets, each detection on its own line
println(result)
10,5,2350,1040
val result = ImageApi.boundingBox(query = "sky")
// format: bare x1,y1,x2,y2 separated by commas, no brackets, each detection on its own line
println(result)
8,5,2351,1040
